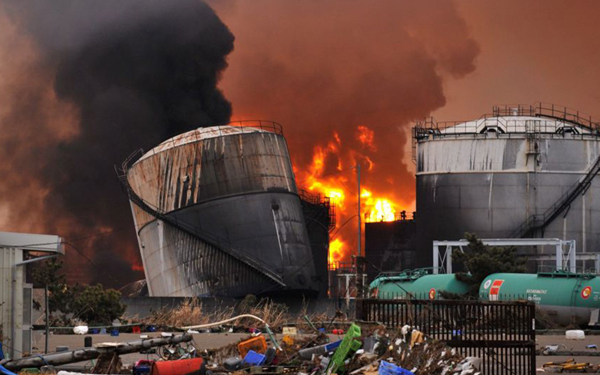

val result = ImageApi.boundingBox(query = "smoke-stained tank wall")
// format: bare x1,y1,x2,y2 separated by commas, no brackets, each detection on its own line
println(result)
415,105,600,268
126,124,319,297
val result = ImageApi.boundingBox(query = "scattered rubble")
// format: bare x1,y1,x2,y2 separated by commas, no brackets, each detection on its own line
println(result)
0,316,486,375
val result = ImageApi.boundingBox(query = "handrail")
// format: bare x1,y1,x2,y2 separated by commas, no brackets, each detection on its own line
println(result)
510,152,600,238
298,189,336,231
218,120,284,136
414,103,600,136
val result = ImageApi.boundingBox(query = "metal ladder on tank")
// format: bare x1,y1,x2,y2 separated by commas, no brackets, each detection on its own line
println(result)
115,160,286,289
510,152,600,238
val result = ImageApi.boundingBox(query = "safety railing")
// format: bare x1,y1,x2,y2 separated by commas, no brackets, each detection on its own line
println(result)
364,210,416,223
510,151,600,238
413,103,600,139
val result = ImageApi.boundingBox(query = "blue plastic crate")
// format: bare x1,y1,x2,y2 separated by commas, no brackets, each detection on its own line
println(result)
243,350,266,366
133,365,151,375
379,361,414,375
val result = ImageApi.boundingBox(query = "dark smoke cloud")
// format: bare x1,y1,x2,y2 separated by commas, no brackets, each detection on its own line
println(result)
212,1,479,257
0,0,233,286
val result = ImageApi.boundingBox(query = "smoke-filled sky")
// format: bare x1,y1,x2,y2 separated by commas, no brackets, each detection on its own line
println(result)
0,0,598,286
0,0,233,285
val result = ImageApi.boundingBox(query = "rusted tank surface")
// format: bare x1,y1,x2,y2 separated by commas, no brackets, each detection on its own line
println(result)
413,104,600,270
126,122,319,297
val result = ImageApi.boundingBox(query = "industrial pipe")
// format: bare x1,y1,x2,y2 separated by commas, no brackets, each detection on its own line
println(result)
3,334,192,371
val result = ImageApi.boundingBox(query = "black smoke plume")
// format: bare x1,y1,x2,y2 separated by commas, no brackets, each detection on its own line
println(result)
0,0,234,286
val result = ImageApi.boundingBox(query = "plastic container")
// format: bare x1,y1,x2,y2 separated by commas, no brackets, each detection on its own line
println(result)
263,347,276,365
73,326,88,335
151,358,205,375
566,330,585,340
237,335,267,358
133,326,142,334
242,350,266,366
110,328,120,337
327,324,362,374
223,357,242,371
379,361,414,375
134,360,154,375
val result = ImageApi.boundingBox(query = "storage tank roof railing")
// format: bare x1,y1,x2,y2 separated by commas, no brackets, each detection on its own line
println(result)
414,102,600,138
137,120,283,162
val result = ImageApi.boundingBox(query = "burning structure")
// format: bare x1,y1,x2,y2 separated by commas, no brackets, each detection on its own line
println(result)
121,122,321,298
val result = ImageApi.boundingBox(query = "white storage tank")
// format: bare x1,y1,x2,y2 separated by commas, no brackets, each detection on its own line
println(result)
413,104,600,269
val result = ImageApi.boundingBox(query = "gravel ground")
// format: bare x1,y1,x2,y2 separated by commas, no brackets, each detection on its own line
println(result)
27,332,600,372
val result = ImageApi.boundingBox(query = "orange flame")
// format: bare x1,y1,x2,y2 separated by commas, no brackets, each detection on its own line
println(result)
131,263,144,272
297,125,410,267
356,125,376,151
329,238,345,269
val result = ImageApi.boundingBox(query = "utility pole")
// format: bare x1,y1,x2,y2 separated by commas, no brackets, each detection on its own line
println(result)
357,163,361,257
356,163,364,299
45,284,49,354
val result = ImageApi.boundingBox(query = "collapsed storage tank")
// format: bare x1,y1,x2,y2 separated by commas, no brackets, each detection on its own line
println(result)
413,103,600,270
123,121,319,297
369,269,470,299
480,272,600,326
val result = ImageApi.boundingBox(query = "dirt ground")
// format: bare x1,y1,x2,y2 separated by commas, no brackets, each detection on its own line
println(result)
29,332,600,372
536,334,600,369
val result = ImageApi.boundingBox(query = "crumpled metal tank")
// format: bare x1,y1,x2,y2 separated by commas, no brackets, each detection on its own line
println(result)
125,122,318,297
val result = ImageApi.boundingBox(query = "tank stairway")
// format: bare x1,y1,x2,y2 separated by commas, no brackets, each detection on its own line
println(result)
510,152,600,238
115,159,286,290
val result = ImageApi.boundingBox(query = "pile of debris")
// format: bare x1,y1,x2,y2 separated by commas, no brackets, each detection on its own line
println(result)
203,323,480,375
0,322,481,375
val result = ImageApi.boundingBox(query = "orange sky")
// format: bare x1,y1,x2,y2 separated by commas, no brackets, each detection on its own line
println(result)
435,1,600,121
210,0,600,260
214,0,600,150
